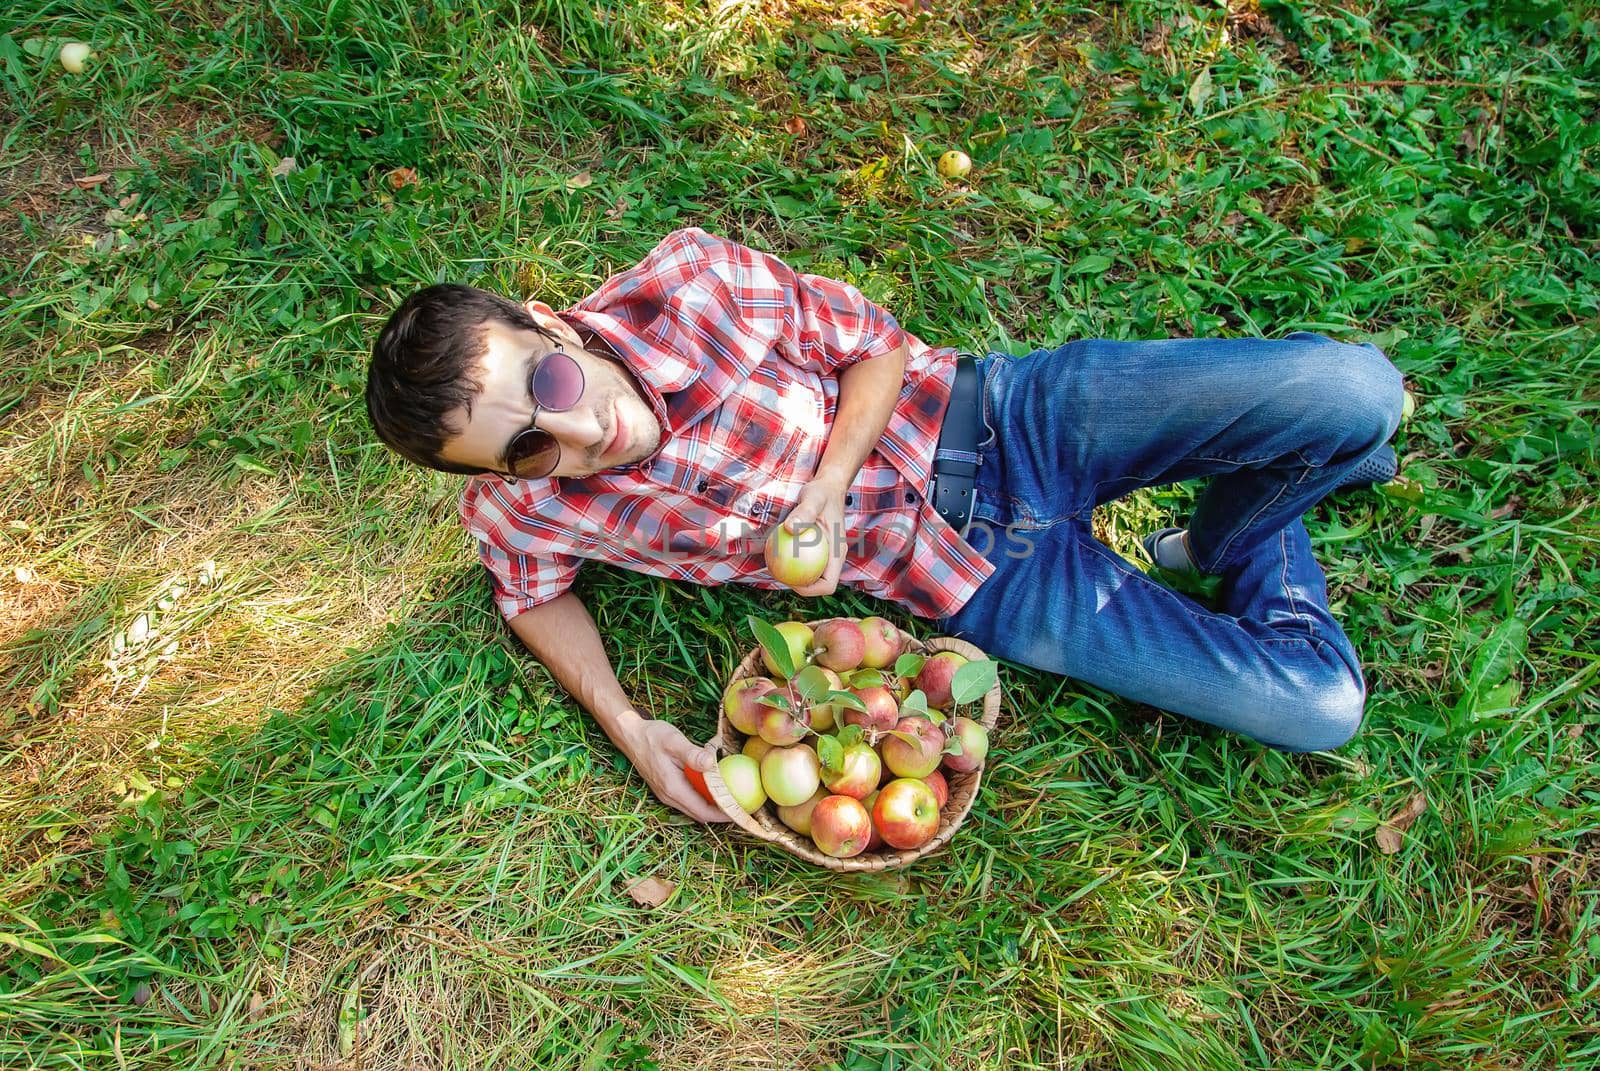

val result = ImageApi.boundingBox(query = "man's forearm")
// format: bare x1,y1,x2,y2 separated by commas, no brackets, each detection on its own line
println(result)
506,590,645,751
813,343,908,494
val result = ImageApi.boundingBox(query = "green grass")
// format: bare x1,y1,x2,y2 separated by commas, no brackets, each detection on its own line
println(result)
2,0,1597,1067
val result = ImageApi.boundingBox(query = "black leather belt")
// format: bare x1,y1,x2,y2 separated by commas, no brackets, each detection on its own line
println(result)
930,353,981,534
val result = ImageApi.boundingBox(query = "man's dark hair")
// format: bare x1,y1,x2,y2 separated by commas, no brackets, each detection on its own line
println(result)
366,284,558,475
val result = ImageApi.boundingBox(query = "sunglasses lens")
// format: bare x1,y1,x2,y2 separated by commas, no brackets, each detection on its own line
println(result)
506,429,560,479
532,350,585,411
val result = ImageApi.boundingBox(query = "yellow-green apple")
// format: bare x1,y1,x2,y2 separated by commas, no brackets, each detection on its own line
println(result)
718,754,766,813
873,777,940,849
922,769,950,810
791,664,842,732
858,616,901,668
777,787,827,836
941,716,990,774
760,743,821,807
742,735,774,764
881,715,944,778
916,651,968,709
756,689,810,746
765,522,830,589
723,677,778,736
59,42,94,74
762,621,814,677
812,618,866,672
887,675,913,704
821,741,881,799
861,789,885,850
842,684,899,733
937,149,972,179
810,795,872,858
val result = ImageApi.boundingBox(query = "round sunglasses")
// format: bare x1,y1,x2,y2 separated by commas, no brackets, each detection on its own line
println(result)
500,349,586,482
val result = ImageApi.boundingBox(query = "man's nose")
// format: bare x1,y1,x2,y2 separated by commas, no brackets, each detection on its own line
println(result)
536,405,604,450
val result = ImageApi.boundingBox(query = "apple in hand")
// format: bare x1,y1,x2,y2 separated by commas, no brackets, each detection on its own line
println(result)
723,677,778,736
881,715,944,778
842,685,899,732
858,617,901,668
812,618,866,672
921,769,950,810
718,754,766,813
766,522,830,589
941,716,990,774
810,795,873,858
916,651,968,709
777,787,827,836
821,741,881,799
762,621,814,677
760,744,821,807
873,777,940,850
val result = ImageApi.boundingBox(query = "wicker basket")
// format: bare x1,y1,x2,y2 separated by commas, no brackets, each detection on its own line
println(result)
703,620,1002,871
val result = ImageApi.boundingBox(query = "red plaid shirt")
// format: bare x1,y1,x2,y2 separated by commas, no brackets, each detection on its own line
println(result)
459,227,995,622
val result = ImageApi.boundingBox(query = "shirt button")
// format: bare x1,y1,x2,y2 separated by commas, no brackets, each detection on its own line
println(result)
844,494,854,506
696,480,708,493
905,490,916,503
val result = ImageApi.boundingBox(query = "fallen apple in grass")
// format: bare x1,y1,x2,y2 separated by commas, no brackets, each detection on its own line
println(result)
821,741,881,799
719,754,766,814
777,788,828,836
811,795,873,858
941,716,990,774
59,42,94,74
760,744,821,807
873,777,940,850
881,715,944,779
765,522,830,589
937,149,972,179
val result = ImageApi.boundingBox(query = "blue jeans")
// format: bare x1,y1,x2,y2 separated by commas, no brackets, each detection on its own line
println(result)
936,333,1404,751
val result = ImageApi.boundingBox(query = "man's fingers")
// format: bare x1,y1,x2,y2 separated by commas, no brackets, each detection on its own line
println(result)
663,733,717,772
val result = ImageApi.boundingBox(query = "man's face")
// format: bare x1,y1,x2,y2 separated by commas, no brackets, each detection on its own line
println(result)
439,300,662,479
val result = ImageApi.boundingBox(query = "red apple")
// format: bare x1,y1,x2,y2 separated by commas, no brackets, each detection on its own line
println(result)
916,651,968,709
723,677,778,736
921,769,949,810
859,616,901,669
762,621,814,677
842,685,899,732
881,715,943,778
810,795,872,858
718,754,766,813
686,766,715,806
765,523,830,589
777,787,827,836
760,744,821,807
861,790,885,851
941,716,990,774
821,741,881,799
756,690,809,746
812,618,867,672
873,777,940,850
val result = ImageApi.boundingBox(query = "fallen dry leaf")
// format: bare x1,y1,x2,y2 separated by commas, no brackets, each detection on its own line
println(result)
72,173,110,189
606,196,630,220
247,992,266,1020
624,875,677,908
385,166,420,190
271,156,298,177
565,169,594,189
1375,791,1428,854
784,115,807,135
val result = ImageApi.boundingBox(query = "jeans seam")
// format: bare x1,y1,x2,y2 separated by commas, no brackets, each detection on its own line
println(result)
1205,475,1293,571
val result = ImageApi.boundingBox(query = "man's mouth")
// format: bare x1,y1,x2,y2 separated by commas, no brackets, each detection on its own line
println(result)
604,400,627,460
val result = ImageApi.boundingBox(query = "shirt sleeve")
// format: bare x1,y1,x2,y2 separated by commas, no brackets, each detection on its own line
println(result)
477,539,582,621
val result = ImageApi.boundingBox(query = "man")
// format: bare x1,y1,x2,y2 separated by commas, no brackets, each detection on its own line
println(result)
366,226,1404,824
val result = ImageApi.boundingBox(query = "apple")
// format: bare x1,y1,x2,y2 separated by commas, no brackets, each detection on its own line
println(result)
719,754,766,813
916,651,968,710
723,677,778,736
686,766,716,806
858,617,901,669
873,778,940,850
791,664,842,733
762,620,814,677
760,744,821,807
922,769,950,810
810,795,872,858
861,789,885,851
881,715,944,778
742,735,775,764
937,149,972,179
777,787,827,836
60,43,94,74
941,716,990,774
842,685,899,732
765,522,830,589
821,741,881,799
757,694,810,746
887,675,913,704
812,618,866,672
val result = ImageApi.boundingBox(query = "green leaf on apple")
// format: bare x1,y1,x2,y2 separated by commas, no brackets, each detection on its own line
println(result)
950,659,997,705
885,729,923,749
791,664,834,702
827,689,867,712
894,652,926,678
816,733,844,772
758,690,792,711
942,735,964,755
837,724,865,748
848,668,886,688
900,689,929,716
748,615,795,678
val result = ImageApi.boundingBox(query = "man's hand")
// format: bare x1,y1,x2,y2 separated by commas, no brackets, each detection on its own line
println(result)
777,476,848,597
621,715,729,824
